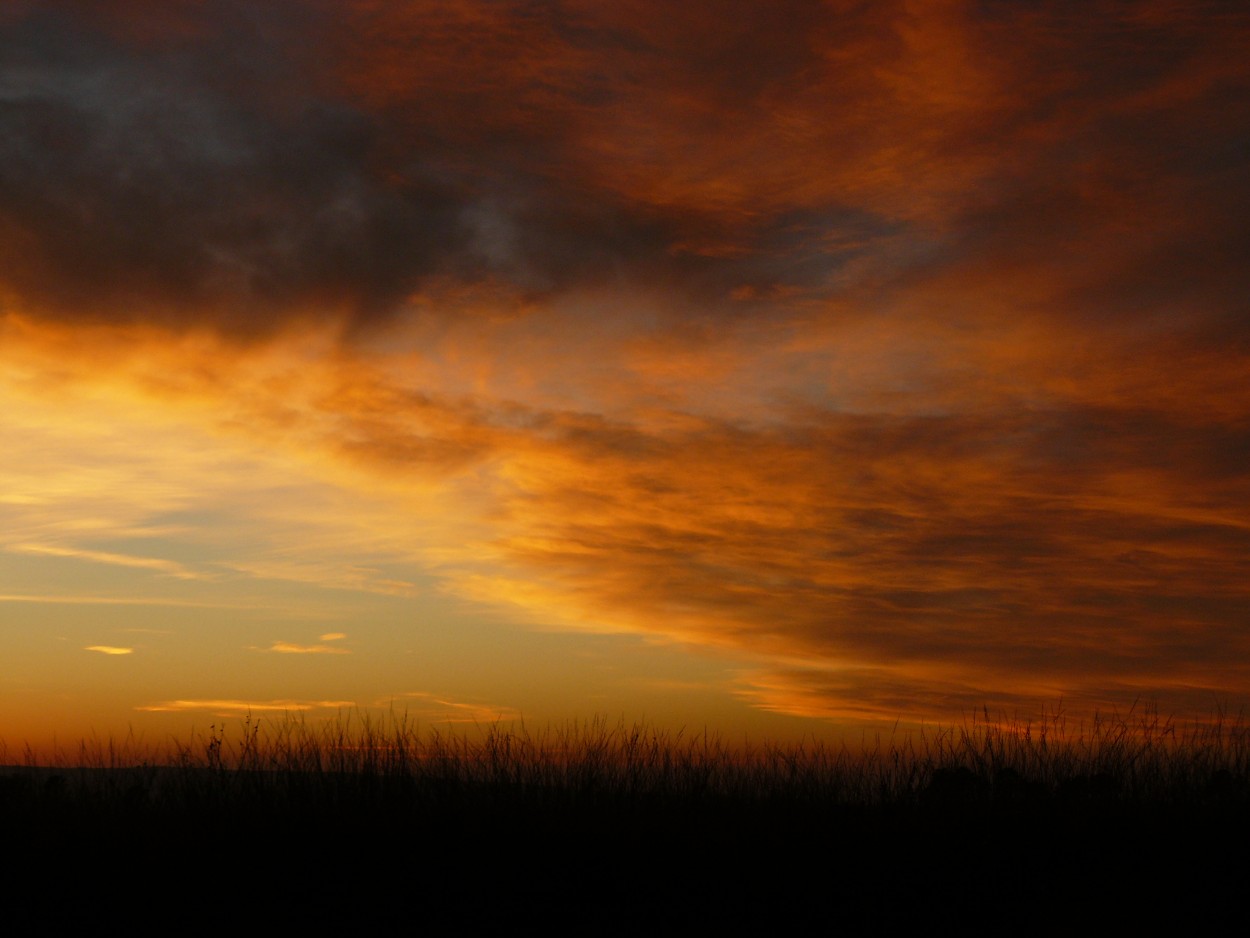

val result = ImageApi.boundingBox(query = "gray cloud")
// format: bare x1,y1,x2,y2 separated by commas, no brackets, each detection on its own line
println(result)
0,6,474,334
4,2,1247,347
0,2,966,336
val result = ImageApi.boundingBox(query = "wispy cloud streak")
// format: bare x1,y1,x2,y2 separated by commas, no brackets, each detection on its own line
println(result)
265,641,351,656
9,543,205,579
383,692,522,725
136,699,356,715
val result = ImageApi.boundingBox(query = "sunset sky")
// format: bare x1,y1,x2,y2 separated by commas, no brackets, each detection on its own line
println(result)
2,0,1249,753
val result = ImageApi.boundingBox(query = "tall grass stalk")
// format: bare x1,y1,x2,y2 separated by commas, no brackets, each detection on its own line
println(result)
5,704,1247,810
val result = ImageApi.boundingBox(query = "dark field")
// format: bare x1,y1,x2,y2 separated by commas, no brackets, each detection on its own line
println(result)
3,708,1247,932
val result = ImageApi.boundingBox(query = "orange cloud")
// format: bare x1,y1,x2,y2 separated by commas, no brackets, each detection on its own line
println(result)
7,292,1250,725
136,699,355,714
266,641,351,656
3,2,1249,731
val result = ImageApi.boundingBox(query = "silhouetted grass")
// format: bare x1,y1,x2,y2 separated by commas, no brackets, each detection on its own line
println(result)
3,705,1248,931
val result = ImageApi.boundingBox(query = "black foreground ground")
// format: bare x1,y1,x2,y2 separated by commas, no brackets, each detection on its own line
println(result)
2,714,1247,933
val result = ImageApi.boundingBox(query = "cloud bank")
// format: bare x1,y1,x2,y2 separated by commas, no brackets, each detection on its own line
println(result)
3,1,1249,724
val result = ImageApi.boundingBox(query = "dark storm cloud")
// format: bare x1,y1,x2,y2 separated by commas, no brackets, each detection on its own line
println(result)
5,1,1247,342
0,4,472,334
0,0,876,336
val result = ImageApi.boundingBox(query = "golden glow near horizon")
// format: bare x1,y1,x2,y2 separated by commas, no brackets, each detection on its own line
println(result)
2,1,1250,753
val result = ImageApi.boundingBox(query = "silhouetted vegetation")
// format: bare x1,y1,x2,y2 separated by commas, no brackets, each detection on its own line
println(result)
3,706,1248,930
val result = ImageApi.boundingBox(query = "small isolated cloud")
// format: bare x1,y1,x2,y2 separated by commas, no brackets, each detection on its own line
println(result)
266,640,351,655
136,699,355,714
85,645,133,655
319,632,347,641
